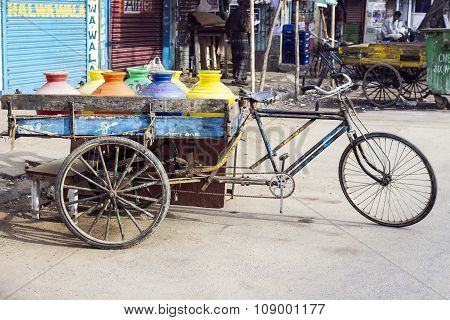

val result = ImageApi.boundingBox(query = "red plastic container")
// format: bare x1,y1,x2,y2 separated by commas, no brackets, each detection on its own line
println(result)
36,72,80,115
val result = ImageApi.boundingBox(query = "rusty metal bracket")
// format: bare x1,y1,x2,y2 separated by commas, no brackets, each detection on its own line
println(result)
143,103,155,147
68,101,75,138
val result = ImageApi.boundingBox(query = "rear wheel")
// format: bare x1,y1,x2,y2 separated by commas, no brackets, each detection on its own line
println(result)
55,137,170,249
339,132,436,227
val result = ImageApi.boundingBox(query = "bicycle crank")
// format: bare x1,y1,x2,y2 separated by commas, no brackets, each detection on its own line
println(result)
268,173,295,214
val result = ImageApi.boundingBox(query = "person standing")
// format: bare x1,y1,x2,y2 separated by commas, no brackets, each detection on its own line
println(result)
335,0,346,42
382,11,407,42
225,0,251,85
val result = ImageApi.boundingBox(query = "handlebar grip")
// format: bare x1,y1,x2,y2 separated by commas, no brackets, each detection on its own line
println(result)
301,85,316,93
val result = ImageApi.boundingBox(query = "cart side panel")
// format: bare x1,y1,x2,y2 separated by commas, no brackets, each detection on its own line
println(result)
339,43,427,68
14,115,227,139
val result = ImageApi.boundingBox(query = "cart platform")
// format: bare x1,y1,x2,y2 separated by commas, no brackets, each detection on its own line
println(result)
1,95,240,139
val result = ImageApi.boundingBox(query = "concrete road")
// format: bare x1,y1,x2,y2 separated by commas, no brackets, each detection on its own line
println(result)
0,109,448,299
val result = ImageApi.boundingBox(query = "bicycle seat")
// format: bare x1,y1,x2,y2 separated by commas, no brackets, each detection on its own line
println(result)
240,88,278,103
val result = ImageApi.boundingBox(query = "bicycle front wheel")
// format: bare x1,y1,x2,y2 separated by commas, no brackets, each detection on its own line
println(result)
339,132,437,227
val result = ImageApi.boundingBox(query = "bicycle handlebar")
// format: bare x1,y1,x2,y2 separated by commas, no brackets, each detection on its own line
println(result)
310,32,338,47
301,73,353,95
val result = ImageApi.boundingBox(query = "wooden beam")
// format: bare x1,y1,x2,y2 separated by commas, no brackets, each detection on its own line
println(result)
1,95,230,113
259,0,283,92
294,0,300,100
331,5,336,46
250,0,256,92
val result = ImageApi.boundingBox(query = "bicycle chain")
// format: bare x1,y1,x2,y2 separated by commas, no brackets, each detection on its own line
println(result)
171,188,279,200
172,171,282,200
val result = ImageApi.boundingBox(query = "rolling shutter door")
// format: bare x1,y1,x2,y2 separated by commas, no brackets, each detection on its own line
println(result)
346,0,364,23
4,0,88,93
110,0,163,70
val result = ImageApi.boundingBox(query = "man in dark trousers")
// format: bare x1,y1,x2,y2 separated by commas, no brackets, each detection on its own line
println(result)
225,0,251,85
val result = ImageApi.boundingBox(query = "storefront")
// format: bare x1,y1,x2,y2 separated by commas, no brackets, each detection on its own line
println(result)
344,0,366,43
109,0,167,70
363,0,387,42
0,0,108,93
363,0,434,42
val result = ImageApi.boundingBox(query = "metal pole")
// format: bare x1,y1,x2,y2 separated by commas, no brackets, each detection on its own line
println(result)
259,0,283,92
250,0,256,91
294,0,300,100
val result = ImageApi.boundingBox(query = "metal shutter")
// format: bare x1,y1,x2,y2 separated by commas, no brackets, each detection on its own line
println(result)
346,0,364,23
110,0,163,70
3,0,88,93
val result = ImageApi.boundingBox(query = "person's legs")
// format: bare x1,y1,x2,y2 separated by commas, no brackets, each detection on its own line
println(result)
231,40,239,80
236,35,249,83
383,33,402,42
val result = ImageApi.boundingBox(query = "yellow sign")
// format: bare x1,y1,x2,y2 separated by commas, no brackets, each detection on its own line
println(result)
7,3,86,18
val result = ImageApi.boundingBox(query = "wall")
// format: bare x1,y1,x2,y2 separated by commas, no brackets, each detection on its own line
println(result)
364,0,387,42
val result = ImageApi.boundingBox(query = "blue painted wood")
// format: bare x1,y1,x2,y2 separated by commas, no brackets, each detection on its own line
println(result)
15,115,226,138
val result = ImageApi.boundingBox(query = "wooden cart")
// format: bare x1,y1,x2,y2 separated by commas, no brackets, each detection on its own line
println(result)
1,95,241,247
339,42,429,107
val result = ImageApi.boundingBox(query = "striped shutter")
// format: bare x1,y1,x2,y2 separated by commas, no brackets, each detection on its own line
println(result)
3,0,88,93
346,0,364,23
110,0,163,70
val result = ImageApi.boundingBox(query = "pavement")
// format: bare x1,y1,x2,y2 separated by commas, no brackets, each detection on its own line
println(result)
0,108,448,299
0,110,70,178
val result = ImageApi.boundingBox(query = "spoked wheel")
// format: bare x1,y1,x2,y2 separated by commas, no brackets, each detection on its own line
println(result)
363,63,402,108
400,68,430,101
338,64,363,89
302,58,329,89
55,137,170,249
339,132,436,227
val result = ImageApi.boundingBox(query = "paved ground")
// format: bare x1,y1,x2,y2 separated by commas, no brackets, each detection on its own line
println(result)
0,108,448,300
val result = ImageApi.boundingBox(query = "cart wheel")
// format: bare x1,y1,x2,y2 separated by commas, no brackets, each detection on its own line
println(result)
400,68,430,101
363,63,402,108
434,94,449,109
55,137,170,249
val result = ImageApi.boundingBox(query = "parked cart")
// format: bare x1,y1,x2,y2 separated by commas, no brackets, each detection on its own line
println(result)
0,82,437,249
339,42,429,107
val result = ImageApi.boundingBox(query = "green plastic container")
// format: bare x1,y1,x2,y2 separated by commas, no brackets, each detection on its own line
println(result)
125,66,151,94
424,28,450,95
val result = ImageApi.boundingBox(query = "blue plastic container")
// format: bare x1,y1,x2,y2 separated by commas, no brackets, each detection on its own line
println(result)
140,72,186,99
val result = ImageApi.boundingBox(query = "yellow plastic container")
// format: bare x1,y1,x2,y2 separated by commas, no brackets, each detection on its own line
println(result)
79,69,112,95
171,71,189,93
187,72,235,105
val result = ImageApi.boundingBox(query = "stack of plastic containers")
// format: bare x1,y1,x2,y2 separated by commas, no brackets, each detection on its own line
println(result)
282,24,310,65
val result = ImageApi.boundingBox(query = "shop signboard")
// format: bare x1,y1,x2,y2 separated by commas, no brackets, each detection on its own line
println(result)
123,0,153,14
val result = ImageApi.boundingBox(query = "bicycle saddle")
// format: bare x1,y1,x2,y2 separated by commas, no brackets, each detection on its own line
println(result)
240,88,278,103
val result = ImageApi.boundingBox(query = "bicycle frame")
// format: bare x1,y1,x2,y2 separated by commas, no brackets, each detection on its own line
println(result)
250,108,350,177
177,101,356,189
